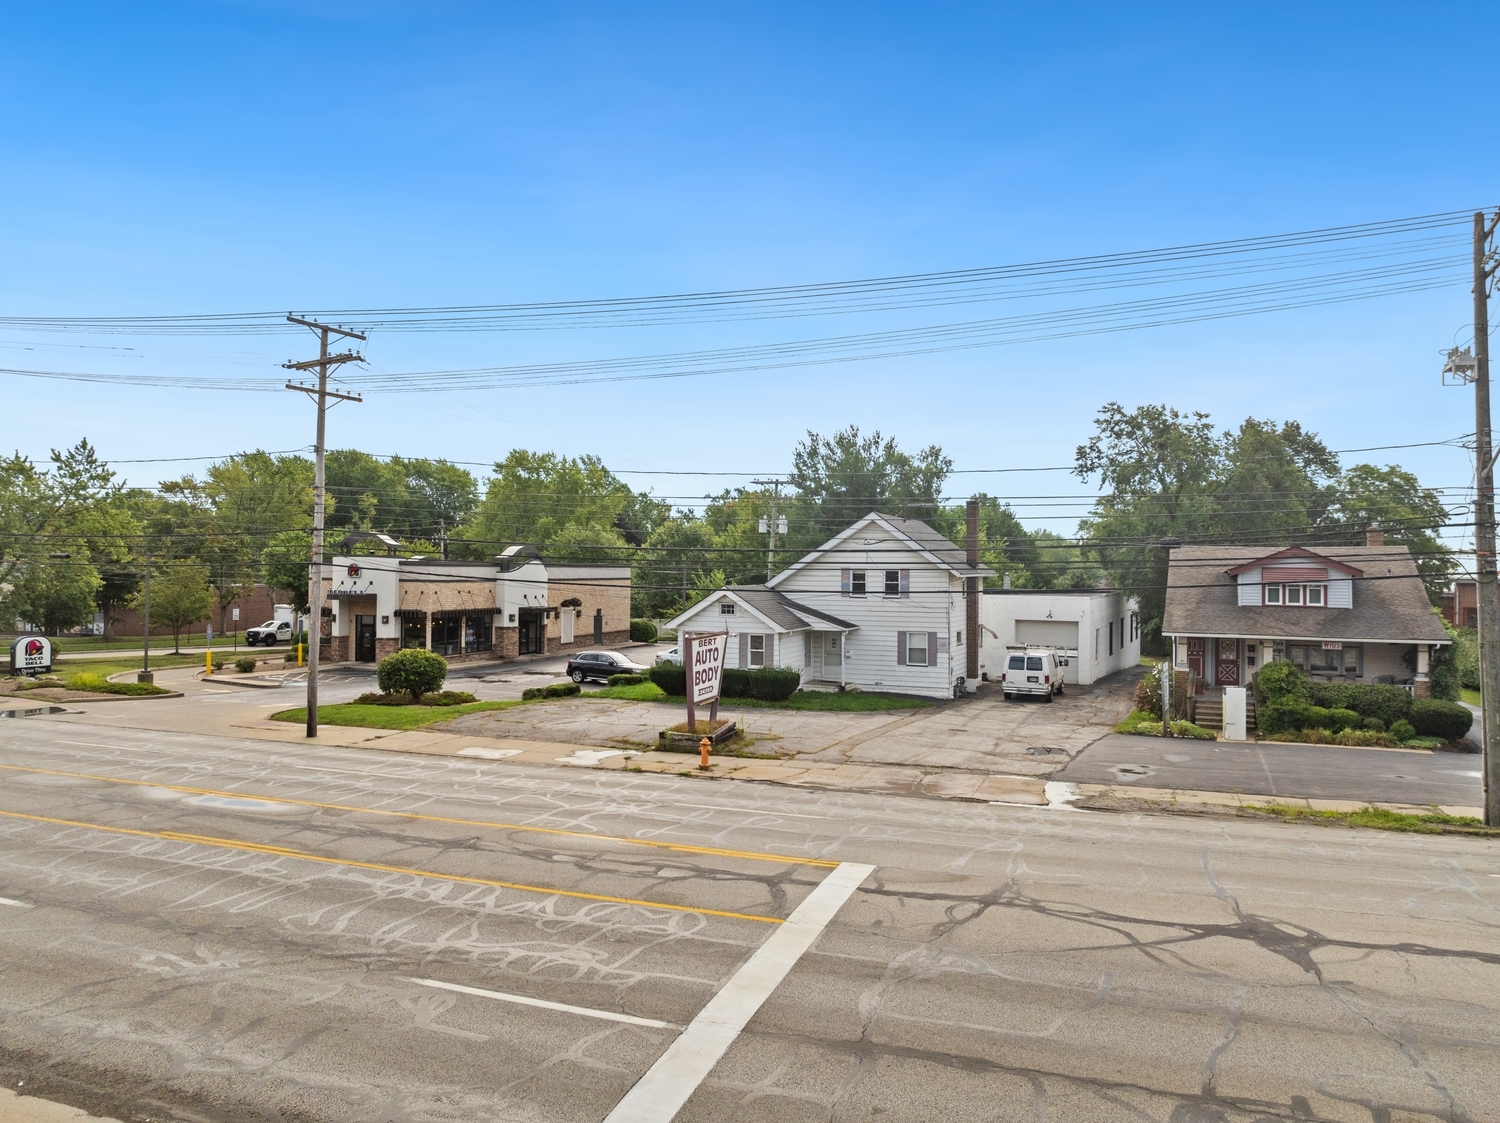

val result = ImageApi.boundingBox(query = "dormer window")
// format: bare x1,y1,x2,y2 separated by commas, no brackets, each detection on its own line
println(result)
1263,582,1326,607
720,602,735,614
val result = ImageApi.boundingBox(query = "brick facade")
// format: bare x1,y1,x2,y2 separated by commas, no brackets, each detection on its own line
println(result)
109,583,290,639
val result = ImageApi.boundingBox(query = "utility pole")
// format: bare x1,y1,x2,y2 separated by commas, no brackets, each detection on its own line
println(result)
138,539,151,684
752,478,789,581
284,315,365,739
1444,209,1500,826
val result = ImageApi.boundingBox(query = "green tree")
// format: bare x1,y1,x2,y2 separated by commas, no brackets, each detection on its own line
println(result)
1323,464,1455,601
789,426,952,538
261,530,313,615
4,553,102,634
144,562,213,653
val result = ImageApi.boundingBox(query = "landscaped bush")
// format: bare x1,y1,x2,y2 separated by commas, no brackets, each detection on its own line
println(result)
1123,718,1216,740
351,689,477,707
629,619,658,644
377,648,448,702
1133,673,1162,714
1256,700,1310,735
1254,660,1309,705
648,662,686,695
522,682,582,701
1454,627,1479,690
608,673,648,686
1334,728,1398,747
1307,683,1412,728
235,657,257,674
1389,719,1415,742
1326,708,1362,733
1362,716,1386,733
1409,699,1473,741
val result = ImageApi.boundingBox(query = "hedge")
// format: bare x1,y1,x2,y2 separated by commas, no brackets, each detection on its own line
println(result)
607,673,648,686
377,648,448,702
1254,661,1309,704
629,619,658,644
522,682,582,701
1258,702,1363,735
646,662,801,701
1306,682,1412,727
1409,699,1473,741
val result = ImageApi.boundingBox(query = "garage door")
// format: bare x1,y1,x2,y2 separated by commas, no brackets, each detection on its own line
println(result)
1014,620,1079,649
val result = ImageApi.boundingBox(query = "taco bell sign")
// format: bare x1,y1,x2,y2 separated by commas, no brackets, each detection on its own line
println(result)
10,635,53,676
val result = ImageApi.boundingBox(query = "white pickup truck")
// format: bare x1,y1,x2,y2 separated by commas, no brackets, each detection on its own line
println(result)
244,620,293,646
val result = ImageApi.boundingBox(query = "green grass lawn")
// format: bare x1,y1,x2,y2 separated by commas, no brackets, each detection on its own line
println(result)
53,654,209,679
1462,687,1481,707
1242,803,1496,836
583,681,929,711
271,699,519,730
26,635,258,653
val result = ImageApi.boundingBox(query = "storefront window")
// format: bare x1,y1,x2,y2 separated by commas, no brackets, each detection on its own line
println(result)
431,616,461,656
466,613,494,653
401,616,426,649
1287,644,1360,675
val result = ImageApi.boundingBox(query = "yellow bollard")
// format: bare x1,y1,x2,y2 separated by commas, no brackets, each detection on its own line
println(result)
297,642,304,667
699,736,711,770
205,650,212,676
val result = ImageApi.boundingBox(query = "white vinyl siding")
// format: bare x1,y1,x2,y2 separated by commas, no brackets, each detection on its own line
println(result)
1014,620,1080,649
1328,577,1353,608
1237,568,1262,606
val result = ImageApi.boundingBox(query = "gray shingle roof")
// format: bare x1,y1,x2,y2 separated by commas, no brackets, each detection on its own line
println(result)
726,585,858,631
1162,544,1449,643
876,513,997,577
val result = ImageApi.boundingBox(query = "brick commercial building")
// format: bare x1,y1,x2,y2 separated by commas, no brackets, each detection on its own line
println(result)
322,545,631,666
107,584,288,639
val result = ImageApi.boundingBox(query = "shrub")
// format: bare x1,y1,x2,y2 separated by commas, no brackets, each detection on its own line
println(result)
1257,700,1310,735
1254,661,1308,705
1326,708,1362,733
353,692,411,706
1361,716,1386,733
422,690,477,706
1133,673,1162,715
629,619,658,644
523,682,582,701
1454,628,1479,691
1334,728,1398,747
68,672,108,692
377,648,448,702
722,666,801,701
608,673,647,686
1125,719,1215,740
235,657,257,674
1307,683,1412,727
649,662,686,695
1409,699,1473,741
1388,718,1416,742
1300,727,1334,744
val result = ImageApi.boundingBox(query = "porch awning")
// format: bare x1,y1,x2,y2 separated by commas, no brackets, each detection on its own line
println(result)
398,582,497,615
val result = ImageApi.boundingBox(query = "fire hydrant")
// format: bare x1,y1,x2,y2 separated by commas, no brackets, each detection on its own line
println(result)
699,736,711,770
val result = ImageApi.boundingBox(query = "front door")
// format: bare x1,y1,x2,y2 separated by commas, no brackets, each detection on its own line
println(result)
1186,638,1206,690
1215,639,1241,686
518,611,544,655
355,615,376,662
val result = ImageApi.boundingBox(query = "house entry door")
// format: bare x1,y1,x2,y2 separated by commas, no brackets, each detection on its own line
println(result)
1215,639,1241,686
1186,639,1206,688
355,615,376,663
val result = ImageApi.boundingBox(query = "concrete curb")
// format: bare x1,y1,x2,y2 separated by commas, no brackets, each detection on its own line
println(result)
1072,781,1483,820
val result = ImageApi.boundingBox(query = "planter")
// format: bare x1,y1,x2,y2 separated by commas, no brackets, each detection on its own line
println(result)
658,718,737,753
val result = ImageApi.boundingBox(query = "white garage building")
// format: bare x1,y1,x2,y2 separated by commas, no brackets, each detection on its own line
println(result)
979,589,1140,686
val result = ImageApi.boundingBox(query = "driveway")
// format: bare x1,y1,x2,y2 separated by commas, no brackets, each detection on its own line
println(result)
1056,732,1485,807
445,668,1143,777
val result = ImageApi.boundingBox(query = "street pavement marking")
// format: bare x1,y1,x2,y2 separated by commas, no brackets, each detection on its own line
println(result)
603,861,874,1123
0,808,783,924
0,896,31,908
0,762,839,868
409,977,680,1030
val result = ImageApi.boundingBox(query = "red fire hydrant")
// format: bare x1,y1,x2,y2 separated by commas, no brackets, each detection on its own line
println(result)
699,736,711,770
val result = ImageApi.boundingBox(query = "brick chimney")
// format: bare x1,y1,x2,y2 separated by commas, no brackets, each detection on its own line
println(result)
965,498,980,689
1366,525,1384,547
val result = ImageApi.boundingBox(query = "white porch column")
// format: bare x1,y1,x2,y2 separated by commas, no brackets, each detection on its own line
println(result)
1416,643,1430,680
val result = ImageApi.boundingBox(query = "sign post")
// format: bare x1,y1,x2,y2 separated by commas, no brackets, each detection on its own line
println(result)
232,607,240,652
684,630,730,734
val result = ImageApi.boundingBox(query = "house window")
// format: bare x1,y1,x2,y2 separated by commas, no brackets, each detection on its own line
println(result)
906,631,929,666
720,602,735,614
1108,622,1114,655
749,633,766,667
1265,585,1282,604
884,570,900,597
1306,585,1324,606
1263,582,1327,606
1286,584,1302,605
850,571,867,596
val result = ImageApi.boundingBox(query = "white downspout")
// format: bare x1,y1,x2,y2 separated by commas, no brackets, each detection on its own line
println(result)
840,631,846,690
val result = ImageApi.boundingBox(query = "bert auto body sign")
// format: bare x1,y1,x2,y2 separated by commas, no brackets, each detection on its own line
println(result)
686,631,731,706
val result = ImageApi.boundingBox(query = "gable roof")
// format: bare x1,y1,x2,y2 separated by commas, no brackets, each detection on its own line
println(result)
1162,544,1448,644
665,585,858,633
765,512,996,588
1225,545,1364,578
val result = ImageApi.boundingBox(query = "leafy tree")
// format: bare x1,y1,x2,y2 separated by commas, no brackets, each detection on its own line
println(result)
377,648,447,702
789,426,951,537
4,553,102,634
1323,464,1455,600
635,515,719,618
261,530,313,615
143,562,213,653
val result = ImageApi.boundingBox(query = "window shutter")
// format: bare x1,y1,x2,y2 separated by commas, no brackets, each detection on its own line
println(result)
899,569,910,597
738,633,749,669
765,633,774,666
896,631,907,666
840,568,851,596
928,632,939,667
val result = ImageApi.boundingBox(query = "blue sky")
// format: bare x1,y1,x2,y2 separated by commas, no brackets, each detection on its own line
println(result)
2,2,1495,536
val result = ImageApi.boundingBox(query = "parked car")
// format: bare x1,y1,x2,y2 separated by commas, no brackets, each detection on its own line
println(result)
999,648,1066,701
245,620,293,646
655,645,680,665
566,651,649,683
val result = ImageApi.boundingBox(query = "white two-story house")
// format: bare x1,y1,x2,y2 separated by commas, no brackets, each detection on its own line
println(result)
665,512,995,699
1161,533,1451,696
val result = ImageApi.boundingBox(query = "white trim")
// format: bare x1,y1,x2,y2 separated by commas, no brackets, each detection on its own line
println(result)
665,590,799,634
1164,631,1449,645
766,513,991,588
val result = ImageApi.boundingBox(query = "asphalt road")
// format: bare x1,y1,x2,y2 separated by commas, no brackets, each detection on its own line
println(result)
1,712,1498,1123
1057,733,1485,807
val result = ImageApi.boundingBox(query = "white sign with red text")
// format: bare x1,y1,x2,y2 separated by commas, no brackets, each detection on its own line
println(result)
686,631,731,706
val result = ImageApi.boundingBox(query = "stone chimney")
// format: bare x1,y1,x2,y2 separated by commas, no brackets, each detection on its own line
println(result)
965,498,980,690
1366,525,1384,547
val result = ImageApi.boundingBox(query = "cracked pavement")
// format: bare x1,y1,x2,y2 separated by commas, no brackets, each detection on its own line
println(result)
0,711,1498,1123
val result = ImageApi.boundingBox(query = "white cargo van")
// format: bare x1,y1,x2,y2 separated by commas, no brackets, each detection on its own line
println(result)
998,647,1066,701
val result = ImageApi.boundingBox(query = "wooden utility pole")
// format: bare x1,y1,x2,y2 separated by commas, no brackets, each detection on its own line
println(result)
752,478,788,580
1473,211,1500,826
284,315,365,739
138,539,151,684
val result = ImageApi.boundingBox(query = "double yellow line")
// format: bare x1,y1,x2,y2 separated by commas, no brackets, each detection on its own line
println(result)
0,762,839,923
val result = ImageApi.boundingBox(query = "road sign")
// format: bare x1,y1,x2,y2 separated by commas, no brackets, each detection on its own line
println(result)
10,635,53,676
686,631,730,705
232,608,240,621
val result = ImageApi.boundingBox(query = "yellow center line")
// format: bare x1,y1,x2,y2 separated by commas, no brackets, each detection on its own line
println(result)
0,762,837,868
0,808,783,925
